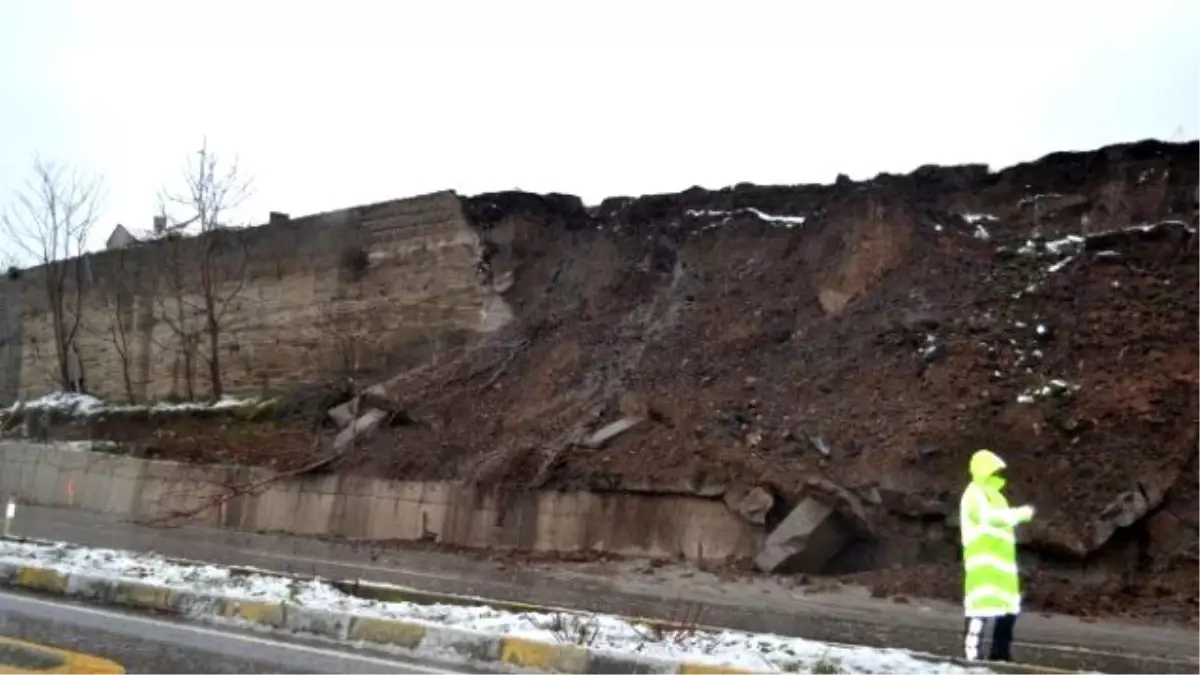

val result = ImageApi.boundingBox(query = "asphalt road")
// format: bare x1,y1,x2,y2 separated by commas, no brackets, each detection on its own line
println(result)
0,589,479,674
9,505,1198,674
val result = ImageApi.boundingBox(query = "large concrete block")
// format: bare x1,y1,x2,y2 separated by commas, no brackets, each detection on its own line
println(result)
332,408,387,452
754,497,852,574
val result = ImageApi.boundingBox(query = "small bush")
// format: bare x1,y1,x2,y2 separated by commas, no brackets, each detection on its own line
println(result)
811,653,843,674
538,612,600,646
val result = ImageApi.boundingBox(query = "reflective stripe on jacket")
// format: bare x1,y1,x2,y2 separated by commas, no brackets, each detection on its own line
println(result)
960,480,1024,617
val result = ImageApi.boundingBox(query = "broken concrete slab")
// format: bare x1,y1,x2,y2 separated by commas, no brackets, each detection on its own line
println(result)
333,409,388,452
583,417,643,449
754,497,852,574
359,384,406,414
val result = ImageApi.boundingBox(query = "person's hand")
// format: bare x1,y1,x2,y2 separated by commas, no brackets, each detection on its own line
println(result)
1015,505,1035,523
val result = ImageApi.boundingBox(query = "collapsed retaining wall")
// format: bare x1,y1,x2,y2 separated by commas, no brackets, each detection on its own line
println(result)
0,441,760,562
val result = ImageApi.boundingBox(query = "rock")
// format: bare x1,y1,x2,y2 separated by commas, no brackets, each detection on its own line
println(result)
1024,521,1088,558
725,486,774,525
808,435,832,458
1090,483,1165,550
754,497,852,574
583,417,643,449
878,488,948,519
857,485,883,506
327,401,356,429
332,408,387,452
818,289,852,315
617,392,650,419
1145,509,1186,559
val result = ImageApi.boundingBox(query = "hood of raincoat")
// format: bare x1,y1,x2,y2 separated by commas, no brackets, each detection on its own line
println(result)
969,449,1007,489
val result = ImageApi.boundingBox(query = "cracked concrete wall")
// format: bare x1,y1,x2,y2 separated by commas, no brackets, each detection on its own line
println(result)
0,442,760,562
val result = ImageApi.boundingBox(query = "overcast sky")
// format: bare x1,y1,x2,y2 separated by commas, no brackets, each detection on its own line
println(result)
1,0,1197,260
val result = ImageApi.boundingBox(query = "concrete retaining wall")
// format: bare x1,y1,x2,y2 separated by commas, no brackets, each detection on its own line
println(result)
0,441,760,562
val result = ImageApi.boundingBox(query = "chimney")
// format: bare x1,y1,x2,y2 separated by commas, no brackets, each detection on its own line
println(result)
152,215,167,234
268,211,290,226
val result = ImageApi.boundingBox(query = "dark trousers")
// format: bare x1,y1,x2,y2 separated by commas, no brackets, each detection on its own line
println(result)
963,614,1017,661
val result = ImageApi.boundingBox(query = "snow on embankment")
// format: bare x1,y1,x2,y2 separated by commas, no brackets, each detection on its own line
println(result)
0,538,998,674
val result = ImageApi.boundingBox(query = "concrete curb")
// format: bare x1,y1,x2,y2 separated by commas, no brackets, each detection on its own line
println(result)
0,559,700,672
0,560,746,674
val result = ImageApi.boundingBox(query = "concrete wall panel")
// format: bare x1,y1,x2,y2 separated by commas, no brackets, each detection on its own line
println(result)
1,442,762,562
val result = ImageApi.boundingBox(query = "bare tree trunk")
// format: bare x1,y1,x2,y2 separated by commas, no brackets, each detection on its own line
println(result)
203,243,223,399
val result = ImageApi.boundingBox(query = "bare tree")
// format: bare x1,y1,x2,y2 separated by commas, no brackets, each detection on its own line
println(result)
158,139,253,399
1,158,103,392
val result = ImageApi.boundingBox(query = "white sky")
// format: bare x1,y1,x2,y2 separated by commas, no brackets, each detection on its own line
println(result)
1,0,1197,261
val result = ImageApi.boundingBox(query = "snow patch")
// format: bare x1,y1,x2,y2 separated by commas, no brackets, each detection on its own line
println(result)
1046,255,1075,274
1017,379,1080,404
0,539,997,674
685,208,806,229
1017,193,1063,207
961,213,998,225
7,393,264,416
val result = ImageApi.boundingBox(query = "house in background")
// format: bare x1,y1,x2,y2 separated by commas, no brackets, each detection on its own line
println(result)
105,224,138,250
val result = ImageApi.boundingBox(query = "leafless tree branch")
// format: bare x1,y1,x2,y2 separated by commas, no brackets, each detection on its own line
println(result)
155,138,255,399
1,157,104,392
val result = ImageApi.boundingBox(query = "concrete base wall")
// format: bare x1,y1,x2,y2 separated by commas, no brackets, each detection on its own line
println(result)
0,442,760,562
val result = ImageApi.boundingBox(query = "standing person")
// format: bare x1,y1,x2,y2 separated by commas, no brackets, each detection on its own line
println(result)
960,449,1036,662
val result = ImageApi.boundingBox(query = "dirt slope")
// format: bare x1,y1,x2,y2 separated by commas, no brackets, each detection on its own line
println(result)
355,139,1199,620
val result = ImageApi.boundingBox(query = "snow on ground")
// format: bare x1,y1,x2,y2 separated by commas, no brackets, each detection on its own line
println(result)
1016,378,1080,404
961,213,997,225
1012,220,1194,263
5,392,105,414
6,392,263,416
0,539,995,674
685,208,807,229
